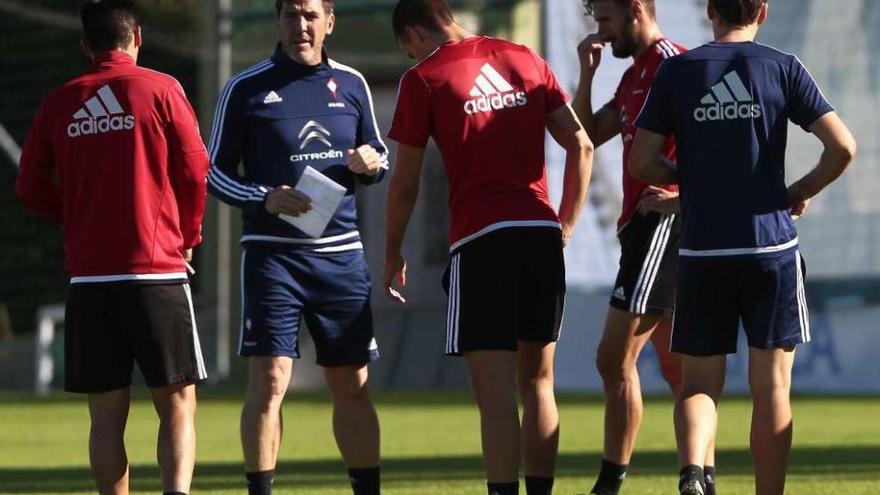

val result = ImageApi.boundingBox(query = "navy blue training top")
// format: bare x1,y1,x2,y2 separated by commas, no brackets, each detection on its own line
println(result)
207,45,388,252
636,41,833,257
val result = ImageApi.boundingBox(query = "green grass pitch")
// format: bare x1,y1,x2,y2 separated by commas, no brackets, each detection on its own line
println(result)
0,392,877,494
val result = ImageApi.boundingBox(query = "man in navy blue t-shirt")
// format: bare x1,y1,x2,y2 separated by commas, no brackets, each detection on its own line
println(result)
629,1,857,494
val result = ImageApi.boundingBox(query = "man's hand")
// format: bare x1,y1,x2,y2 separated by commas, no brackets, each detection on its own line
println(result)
347,145,382,176
383,252,407,304
637,186,679,215
788,182,811,220
560,221,575,248
577,34,606,80
265,185,312,217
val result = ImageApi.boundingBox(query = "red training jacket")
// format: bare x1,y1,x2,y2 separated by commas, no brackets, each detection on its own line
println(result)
16,51,209,282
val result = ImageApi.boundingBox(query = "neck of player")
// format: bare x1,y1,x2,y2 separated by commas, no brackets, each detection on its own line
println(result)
437,23,474,46
633,22,664,60
713,24,759,43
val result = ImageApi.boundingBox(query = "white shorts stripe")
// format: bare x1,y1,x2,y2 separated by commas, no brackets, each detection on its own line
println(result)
182,284,208,380
449,254,462,354
237,248,247,355
795,251,811,343
636,214,675,313
629,214,673,313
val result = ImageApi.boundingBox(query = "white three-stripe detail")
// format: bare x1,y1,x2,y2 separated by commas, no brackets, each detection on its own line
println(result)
700,71,753,104
446,254,461,354
630,214,674,314
469,63,515,96
183,284,208,380
795,251,811,343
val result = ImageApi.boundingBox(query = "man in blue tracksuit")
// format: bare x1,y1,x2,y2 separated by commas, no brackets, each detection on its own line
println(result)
207,1,386,494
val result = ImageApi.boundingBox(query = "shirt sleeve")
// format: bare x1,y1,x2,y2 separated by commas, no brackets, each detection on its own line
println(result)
788,56,834,131
206,78,271,209
353,73,390,185
16,99,63,224
528,48,569,113
635,62,675,136
163,81,209,249
388,70,432,148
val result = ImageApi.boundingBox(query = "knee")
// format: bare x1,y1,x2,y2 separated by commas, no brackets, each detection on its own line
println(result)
153,385,196,420
749,373,791,402
596,348,635,385
248,364,291,407
326,367,370,403
517,370,554,402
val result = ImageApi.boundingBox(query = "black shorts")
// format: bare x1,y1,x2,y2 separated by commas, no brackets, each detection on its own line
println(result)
64,281,207,393
442,227,565,356
609,212,680,315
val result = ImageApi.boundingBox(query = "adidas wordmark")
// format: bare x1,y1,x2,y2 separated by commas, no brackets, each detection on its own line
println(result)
464,63,528,116
67,85,135,138
693,71,762,123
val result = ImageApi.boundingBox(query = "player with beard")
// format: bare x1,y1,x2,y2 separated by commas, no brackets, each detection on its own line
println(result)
573,1,717,494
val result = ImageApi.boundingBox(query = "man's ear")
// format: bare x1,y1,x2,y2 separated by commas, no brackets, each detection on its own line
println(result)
133,25,142,48
326,11,336,36
756,2,769,26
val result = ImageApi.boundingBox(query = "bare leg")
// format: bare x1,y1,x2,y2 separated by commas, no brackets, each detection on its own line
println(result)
749,347,795,495
517,341,558,478
675,355,726,467
241,357,293,472
151,382,197,493
595,307,659,464
88,388,131,495
465,350,520,483
323,365,380,468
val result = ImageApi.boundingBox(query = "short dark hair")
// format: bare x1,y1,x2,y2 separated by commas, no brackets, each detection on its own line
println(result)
275,0,334,17
80,0,139,52
582,0,656,18
392,0,455,40
708,0,767,26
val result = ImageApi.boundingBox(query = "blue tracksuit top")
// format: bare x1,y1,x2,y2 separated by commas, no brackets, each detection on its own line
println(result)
207,45,389,252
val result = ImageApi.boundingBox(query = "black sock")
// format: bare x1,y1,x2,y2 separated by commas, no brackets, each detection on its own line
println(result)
703,466,716,495
348,466,380,495
246,470,275,495
679,465,705,492
591,458,628,494
487,481,519,495
525,476,553,495
163,492,187,495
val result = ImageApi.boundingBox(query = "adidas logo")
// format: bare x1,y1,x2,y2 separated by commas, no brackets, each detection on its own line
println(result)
67,84,135,138
263,91,283,104
612,286,627,301
463,63,528,115
693,71,762,122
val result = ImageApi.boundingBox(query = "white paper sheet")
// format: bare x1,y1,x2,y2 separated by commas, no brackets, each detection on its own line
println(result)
279,166,347,238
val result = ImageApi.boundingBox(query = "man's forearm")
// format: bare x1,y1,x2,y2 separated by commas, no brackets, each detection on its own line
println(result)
791,145,855,201
573,76,596,138
558,137,594,238
384,187,419,256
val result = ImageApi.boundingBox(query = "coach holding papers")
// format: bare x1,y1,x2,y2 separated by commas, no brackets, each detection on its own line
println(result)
206,1,388,493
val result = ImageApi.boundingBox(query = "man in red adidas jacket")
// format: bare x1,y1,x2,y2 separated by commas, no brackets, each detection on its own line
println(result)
16,2,208,494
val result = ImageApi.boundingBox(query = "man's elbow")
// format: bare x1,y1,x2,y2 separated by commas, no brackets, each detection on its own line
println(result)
566,131,594,158
838,135,858,165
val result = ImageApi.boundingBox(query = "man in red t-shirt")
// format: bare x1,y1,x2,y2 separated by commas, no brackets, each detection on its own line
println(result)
383,2,593,494
572,1,716,494
16,2,207,494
